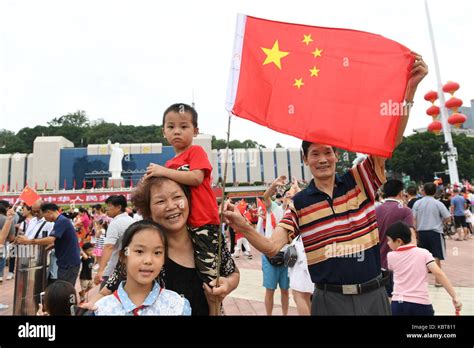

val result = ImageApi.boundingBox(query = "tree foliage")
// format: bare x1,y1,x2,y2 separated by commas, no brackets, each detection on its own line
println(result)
387,132,474,182
211,136,266,150
2,111,472,184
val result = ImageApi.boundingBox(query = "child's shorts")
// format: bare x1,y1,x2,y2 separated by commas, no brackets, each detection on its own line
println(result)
391,301,434,315
80,279,94,291
190,224,236,284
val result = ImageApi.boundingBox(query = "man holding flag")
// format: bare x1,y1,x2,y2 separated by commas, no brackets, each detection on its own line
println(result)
224,15,428,315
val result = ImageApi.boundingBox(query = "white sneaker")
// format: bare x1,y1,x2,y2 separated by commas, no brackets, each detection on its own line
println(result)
0,277,3,282
6,273,13,280
0,303,8,310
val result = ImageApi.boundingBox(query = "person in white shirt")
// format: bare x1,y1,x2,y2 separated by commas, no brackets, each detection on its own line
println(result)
94,195,134,289
25,201,55,240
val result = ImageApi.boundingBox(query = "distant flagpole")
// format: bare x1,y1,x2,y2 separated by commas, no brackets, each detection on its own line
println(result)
425,0,460,184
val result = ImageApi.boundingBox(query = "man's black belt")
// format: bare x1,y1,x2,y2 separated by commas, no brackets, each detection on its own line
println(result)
315,270,391,295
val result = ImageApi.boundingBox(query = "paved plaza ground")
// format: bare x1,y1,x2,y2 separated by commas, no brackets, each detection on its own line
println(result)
0,238,472,316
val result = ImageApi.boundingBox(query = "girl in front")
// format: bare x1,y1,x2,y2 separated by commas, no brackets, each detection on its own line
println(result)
95,220,191,315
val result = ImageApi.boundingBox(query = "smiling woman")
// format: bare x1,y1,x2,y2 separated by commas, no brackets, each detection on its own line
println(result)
92,176,239,315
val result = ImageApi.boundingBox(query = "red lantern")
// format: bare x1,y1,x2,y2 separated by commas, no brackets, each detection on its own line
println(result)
428,121,442,135
424,90,438,103
448,113,467,128
442,81,460,95
445,97,463,111
426,105,440,118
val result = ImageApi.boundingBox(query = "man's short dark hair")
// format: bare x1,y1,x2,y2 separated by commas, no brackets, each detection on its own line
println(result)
382,179,404,198
105,195,127,212
162,103,198,128
275,193,283,199
386,221,412,244
0,200,10,209
406,186,417,196
40,203,59,212
301,140,336,158
423,183,437,196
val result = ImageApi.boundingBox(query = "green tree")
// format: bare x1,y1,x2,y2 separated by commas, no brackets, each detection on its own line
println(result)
16,125,50,152
387,132,474,182
47,110,90,128
0,129,27,153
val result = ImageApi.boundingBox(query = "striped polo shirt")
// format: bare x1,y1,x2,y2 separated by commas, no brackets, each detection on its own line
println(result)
278,156,386,285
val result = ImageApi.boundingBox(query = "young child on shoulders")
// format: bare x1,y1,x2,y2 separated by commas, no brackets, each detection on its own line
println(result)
95,220,191,315
386,221,462,315
145,103,235,284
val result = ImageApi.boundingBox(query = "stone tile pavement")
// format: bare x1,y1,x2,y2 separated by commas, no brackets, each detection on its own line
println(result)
0,238,472,316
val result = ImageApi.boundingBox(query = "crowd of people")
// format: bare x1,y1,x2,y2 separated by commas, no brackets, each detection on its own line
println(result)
0,60,472,316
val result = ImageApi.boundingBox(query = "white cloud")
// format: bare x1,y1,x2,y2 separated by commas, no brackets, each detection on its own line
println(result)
1,0,472,149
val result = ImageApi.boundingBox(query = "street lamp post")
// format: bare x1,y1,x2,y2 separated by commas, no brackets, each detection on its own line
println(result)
425,0,460,184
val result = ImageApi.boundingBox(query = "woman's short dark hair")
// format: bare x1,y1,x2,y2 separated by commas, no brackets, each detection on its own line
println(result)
131,177,191,219
120,220,168,260
44,280,77,316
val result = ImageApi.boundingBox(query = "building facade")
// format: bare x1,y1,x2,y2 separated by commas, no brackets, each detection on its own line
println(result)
0,134,311,192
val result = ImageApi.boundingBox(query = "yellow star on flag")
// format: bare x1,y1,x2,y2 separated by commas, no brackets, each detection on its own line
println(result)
312,48,323,58
293,78,304,89
302,34,313,46
309,66,320,77
261,40,290,70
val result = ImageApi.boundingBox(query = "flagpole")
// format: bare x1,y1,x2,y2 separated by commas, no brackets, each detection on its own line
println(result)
214,111,233,315
425,0,460,184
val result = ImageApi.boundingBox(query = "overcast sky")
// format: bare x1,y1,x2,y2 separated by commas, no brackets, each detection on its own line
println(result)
0,0,472,149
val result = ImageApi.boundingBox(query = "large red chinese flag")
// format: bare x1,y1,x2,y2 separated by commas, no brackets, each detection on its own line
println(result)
226,15,414,157
19,186,41,207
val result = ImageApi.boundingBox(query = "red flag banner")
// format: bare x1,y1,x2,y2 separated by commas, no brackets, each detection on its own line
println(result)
236,199,248,214
19,186,41,207
226,15,414,157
